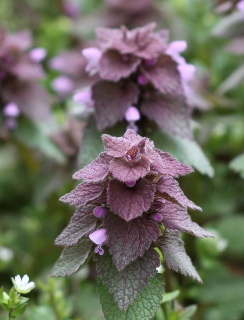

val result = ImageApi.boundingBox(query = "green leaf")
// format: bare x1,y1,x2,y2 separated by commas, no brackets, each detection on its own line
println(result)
51,238,92,277
78,117,104,168
9,288,20,307
217,65,244,94
97,248,159,310
14,118,66,164
149,130,214,177
212,11,244,38
159,230,202,283
97,274,164,320
10,302,28,318
179,305,197,320
217,215,244,257
162,290,180,304
230,153,244,178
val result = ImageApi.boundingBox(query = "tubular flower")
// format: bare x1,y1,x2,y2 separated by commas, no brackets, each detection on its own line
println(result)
81,23,195,139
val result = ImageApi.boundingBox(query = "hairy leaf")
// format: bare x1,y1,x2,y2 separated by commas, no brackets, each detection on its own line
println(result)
98,50,140,81
92,80,139,130
142,54,184,99
149,130,214,177
60,182,106,206
55,206,97,246
159,230,202,282
141,90,192,140
150,149,193,177
110,157,150,182
97,273,164,320
51,239,92,277
97,247,159,310
108,178,156,221
159,201,213,238
73,152,111,182
157,176,201,211
105,213,159,270
102,134,132,157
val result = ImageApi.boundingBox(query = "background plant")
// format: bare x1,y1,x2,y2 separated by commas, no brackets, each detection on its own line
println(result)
0,0,244,319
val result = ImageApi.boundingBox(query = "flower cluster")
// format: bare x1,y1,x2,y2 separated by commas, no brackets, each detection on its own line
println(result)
49,49,88,98
53,129,213,311
78,23,195,139
0,28,49,128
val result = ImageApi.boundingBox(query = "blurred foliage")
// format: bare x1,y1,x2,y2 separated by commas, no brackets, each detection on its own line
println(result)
0,0,244,319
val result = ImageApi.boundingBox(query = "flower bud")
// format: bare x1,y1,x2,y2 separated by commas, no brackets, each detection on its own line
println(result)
93,206,107,219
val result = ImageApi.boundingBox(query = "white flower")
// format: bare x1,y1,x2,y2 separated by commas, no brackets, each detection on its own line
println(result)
11,275,35,294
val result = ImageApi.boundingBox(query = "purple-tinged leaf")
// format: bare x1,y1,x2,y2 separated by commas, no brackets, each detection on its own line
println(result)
96,23,159,58
141,90,192,140
148,130,214,177
150,148,193,177
55,206,97,246
73,152,111,182
105,213,159,270
110,156,150,182
97,247,160,310
157,176,201,211
60,182,106,206
97,273,164,320
123,129,146,143
51,239,92,277
98,50,140,81
10,56,45,80
108,178,156,221
3,82,51,122
1,29,32,52
142,54,185,99
102,134,132,157
159,201,214,238
159,230,202,282
92,80,139,130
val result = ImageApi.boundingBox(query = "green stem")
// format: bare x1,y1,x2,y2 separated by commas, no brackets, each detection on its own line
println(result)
155,305,167,320
49,290,62,320
8,309,15,320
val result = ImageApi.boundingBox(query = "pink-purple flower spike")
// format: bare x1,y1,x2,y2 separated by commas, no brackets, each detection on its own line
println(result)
56,129,213,282
77,23,195,138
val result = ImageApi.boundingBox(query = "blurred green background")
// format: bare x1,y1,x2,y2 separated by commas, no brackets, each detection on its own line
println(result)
0,0,244,319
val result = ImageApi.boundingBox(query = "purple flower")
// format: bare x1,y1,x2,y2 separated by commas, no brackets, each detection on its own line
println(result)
29,48,47,62
51,76,74,94
93,206,107,219
125,106,140,122
82,48,102,76
237,0,244,11
3,102,20,117
89,228,107,245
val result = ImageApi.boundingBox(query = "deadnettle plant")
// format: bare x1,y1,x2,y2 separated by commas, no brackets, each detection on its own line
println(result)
78,23,196,139
52,129,213,319
0,28,50,127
